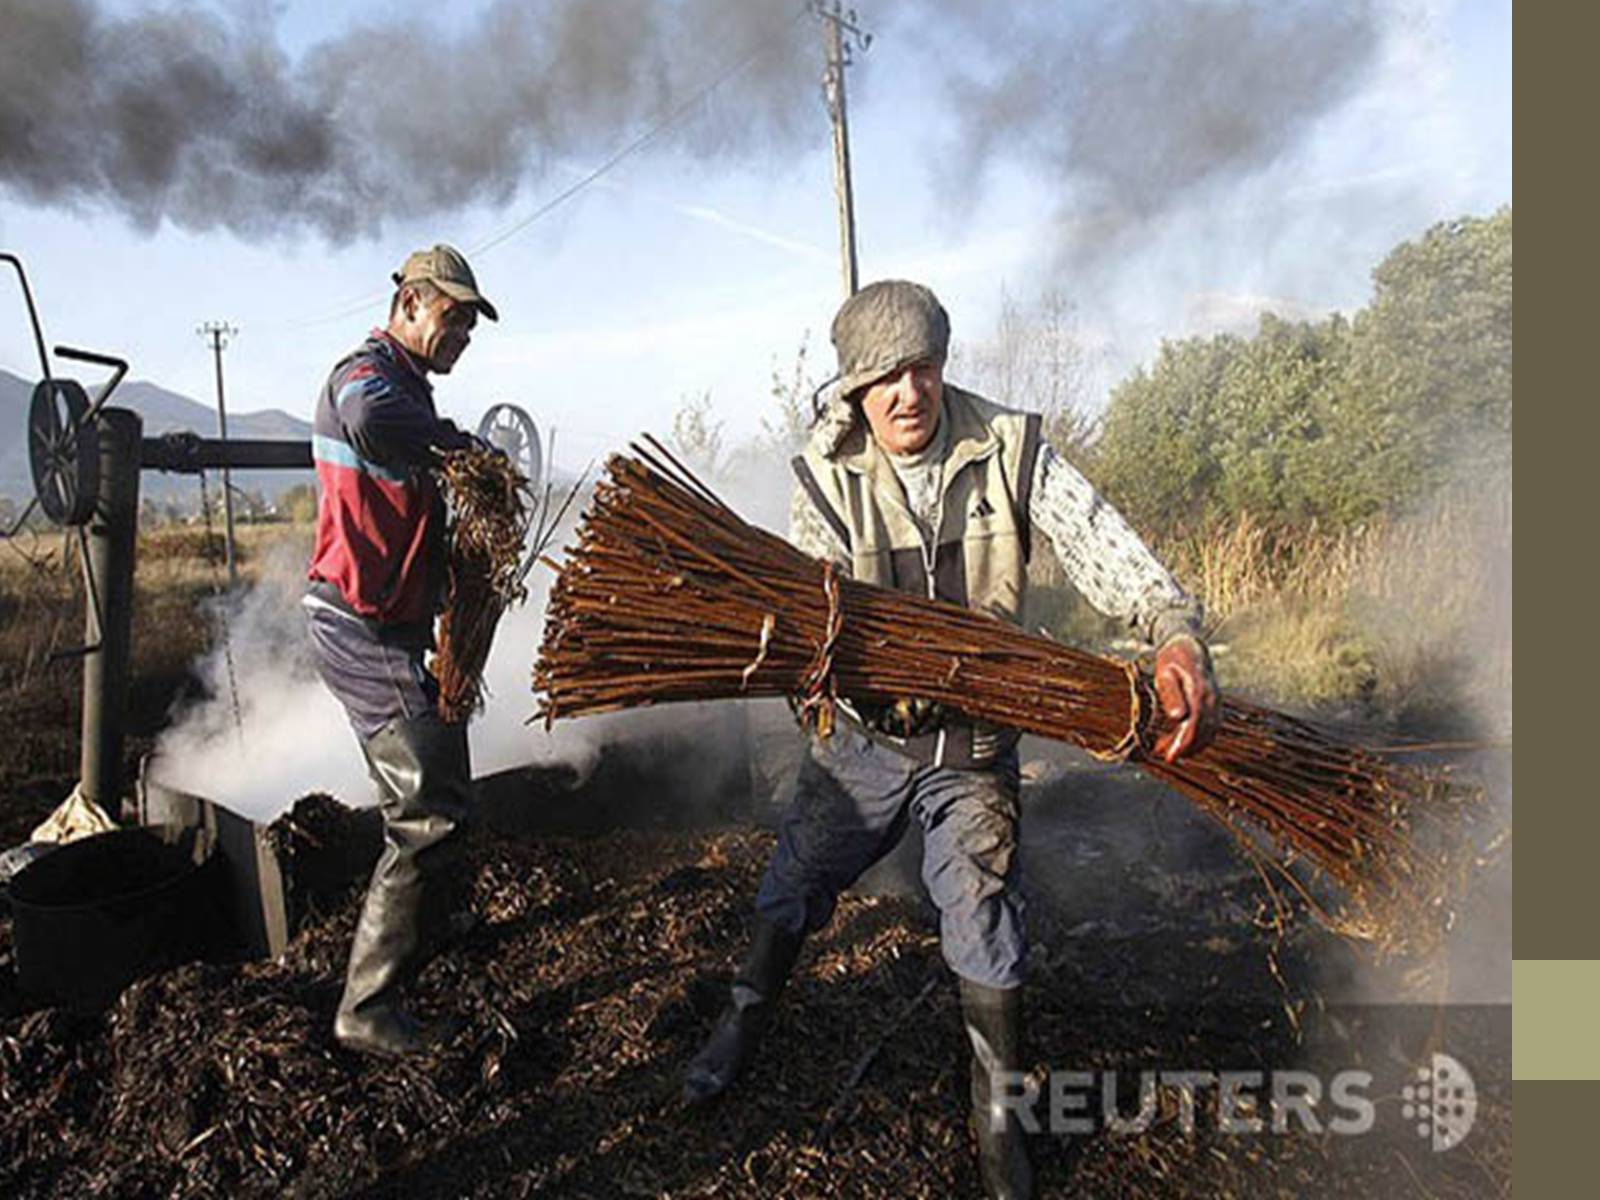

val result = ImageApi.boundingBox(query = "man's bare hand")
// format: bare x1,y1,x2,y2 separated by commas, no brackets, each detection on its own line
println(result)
1152,634,1220,763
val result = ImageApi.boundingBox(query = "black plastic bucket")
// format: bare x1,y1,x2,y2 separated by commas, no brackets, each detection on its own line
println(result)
8,825,224,1010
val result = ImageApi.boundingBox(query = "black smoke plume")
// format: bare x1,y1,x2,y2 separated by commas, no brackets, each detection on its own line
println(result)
0,0,816,240
1,0,1387,255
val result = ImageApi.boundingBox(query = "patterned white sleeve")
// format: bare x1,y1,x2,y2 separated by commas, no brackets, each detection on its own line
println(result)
1028,443,1203,646
789,481,853,573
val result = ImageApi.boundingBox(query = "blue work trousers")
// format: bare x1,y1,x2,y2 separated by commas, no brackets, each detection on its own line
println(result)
756,722,1025,989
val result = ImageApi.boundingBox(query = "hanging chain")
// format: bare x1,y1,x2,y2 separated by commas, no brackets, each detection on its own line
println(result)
197,470,245,739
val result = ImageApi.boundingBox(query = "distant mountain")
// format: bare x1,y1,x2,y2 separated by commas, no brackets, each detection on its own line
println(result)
1,368,314,510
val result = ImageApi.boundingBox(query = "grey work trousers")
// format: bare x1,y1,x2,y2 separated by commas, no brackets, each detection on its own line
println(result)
303,591,437,741
755,722,1025,989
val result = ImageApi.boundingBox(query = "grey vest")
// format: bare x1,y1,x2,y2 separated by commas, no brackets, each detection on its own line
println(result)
792,386,1043,765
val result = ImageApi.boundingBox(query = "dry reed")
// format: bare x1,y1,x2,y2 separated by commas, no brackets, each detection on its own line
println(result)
434,446,534,722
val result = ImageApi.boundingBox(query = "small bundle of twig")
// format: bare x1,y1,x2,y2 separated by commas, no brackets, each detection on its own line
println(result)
534,438,1489,956
434,445,534,722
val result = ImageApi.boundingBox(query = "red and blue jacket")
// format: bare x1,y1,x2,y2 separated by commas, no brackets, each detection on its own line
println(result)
307,330,475,627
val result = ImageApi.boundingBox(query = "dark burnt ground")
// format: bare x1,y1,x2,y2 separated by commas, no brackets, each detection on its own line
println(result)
0,736,1510,1199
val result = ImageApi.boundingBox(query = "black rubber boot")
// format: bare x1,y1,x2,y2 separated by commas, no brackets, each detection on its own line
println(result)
961,979,1035,1200
682,920,804,1104
334,715,473,1058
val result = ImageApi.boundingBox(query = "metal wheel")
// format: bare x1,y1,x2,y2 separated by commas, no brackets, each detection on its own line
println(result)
28,378,99,526
478,403,542,493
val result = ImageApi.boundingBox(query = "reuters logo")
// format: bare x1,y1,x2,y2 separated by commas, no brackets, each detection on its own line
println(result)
1400,1053,1477,1151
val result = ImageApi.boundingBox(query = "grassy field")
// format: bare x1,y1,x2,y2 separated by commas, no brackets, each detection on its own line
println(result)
0,520,312,843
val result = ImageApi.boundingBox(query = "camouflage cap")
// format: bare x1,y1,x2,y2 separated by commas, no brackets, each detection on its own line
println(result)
830,280,950,397
392,243,499,322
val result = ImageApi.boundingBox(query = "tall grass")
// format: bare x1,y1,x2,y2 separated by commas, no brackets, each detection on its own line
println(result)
1154,486,1512,730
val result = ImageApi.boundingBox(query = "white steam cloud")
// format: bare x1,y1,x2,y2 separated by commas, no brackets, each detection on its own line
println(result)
149,445,806,827
148,539,599,824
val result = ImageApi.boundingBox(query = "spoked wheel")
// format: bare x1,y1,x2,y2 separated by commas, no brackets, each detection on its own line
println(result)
28,378,99,526
478,403,542,494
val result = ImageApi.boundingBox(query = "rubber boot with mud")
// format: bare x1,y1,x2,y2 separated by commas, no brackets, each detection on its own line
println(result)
682,919,803,1104
961,979,1035,1200
334,714,473,1058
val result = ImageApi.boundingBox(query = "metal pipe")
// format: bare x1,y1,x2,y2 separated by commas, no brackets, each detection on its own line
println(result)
140,434,312,472
56,344,128,429
1,252,53,383
79,407,143,811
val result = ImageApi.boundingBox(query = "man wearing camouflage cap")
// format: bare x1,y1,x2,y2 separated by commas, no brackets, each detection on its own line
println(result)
304,244,499,1057
683,280,1219,1198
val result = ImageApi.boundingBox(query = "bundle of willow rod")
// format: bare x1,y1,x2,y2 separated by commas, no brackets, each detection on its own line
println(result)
435,445,533,722
535,439,1481,955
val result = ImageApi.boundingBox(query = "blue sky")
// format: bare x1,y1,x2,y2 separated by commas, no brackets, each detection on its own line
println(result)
0,0,1511,473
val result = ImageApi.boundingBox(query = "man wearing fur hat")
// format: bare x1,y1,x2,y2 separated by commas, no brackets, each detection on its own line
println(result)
682,280,1219,1198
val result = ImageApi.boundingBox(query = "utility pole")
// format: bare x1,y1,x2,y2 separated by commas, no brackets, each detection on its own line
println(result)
812,1,871,298
197,321,239,588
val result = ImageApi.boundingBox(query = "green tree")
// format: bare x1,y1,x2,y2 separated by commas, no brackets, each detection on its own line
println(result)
1093,207,1511,534
279,482,318,524
1209,314,1369,525
1094,333,1238,533
1348,206,1512,491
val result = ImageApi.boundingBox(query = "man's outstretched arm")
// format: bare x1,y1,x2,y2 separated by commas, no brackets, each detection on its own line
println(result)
1028,444,1219,760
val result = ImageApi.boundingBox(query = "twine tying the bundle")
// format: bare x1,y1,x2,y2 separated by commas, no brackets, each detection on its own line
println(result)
1087,658,1147,764
797,562,844,737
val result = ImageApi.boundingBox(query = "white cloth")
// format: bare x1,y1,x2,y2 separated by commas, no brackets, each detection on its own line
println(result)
31,783,119,844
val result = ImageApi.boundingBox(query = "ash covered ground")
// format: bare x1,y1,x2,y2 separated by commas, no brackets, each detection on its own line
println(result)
0,707,1510,1198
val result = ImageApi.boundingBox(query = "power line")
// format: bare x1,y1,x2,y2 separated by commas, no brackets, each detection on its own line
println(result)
473,17,805,256
289,10,806,331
